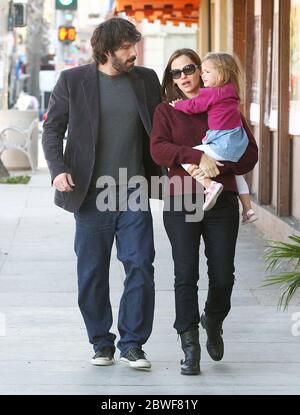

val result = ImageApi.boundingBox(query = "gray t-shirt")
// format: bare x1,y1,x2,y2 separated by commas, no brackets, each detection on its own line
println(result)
90,71,145,187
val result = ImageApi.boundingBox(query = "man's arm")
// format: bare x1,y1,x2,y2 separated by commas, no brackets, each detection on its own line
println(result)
42,71,71,184
151,68,162,107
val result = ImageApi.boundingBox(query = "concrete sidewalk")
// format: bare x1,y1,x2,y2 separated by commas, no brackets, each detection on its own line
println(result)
0,167,299,395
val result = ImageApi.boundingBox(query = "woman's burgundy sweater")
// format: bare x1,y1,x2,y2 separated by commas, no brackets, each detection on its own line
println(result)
150,102,258,194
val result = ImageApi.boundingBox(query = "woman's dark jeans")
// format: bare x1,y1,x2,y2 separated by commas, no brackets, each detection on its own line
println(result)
163,191,239,334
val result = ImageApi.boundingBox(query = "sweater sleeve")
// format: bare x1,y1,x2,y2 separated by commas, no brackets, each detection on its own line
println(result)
217,114,258,175
42,71,71,183
234,114,258,174
150,104,203,167
174,88,214,114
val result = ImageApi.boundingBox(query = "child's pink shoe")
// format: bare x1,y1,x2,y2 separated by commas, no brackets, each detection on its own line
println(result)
241,209,258,225
203,181,224,211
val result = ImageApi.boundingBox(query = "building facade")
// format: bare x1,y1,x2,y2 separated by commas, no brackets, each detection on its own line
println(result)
0,0,9,110
115,0,300,240
197,0,300,240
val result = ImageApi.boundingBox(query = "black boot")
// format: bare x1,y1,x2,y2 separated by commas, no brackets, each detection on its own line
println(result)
200,313,224,361
179,329,201,375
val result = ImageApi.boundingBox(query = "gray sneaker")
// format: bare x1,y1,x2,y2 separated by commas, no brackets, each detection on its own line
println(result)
91,346,115,366
120,348,151,369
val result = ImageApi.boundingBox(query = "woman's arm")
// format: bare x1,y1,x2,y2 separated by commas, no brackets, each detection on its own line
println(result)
150,105,204,167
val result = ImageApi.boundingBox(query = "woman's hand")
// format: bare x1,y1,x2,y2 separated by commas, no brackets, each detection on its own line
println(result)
187,164,201,177
198,153,224,178
187,164,207,183
169,99,182,107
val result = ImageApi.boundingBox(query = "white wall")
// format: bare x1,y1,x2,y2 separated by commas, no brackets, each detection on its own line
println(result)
141,20,197,82
292,136,300,221
77,0,108,29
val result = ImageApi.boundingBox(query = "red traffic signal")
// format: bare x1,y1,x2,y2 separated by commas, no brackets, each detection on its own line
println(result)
58,26,76,42
67,27,76,41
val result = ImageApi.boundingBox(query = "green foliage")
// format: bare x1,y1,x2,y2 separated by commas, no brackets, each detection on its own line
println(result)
0,175,31,184
264,235,300,310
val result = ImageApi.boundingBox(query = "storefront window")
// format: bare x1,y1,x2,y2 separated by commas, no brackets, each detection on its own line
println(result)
290,0,300,135
250,0,261,124
269,0,279,130
264,19,272,126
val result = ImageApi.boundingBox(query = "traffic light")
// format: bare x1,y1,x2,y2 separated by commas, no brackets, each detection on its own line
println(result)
58,26,76,43
55,0,77,10
13,3,27,27
66,27,76,42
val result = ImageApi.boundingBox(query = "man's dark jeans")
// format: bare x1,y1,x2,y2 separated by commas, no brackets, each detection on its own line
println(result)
163,191,239,333
74,188,155,354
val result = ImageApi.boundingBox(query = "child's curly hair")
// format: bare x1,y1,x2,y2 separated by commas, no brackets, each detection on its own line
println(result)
202,52,244,102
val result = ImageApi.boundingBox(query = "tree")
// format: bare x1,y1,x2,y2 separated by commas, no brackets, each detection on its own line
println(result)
26,0,49,99
264,235,300,310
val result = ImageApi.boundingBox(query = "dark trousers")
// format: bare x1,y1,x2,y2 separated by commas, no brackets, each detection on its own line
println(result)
74,189,155,354
163,191,239,334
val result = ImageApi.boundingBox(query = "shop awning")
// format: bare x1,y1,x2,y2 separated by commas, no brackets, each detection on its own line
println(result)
114,1,200,26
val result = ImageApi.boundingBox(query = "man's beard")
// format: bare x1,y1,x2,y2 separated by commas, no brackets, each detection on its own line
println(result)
111,54,136,73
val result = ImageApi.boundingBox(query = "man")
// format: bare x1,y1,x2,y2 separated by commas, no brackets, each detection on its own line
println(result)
42,17,162,369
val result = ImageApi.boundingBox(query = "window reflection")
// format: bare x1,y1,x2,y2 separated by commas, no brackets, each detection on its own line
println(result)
290,0,300,135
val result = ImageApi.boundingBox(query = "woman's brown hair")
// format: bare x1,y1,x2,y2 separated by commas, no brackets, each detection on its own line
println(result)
161,48,203,102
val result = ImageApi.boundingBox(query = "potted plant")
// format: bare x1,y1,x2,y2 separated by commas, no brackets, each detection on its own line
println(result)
264,235,300,310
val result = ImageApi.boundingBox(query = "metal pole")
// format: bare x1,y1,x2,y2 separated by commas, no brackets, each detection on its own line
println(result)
56,9,66,70
207,0,212,52
26,0,45,99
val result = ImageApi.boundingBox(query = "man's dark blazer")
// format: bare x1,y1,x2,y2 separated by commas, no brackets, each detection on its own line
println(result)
42,62,163,213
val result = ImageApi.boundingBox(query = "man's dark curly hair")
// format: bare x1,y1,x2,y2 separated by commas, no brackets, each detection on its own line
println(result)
91,17,141,65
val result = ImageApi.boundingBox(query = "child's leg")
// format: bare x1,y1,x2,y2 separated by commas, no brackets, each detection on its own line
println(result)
182,144,224,211
185,165,213,188
182,144,223,189
235,175,252,212
239,194,252,212
235,175,258,224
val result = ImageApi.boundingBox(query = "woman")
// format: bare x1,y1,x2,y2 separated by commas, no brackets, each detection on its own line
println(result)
150,49,258,375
